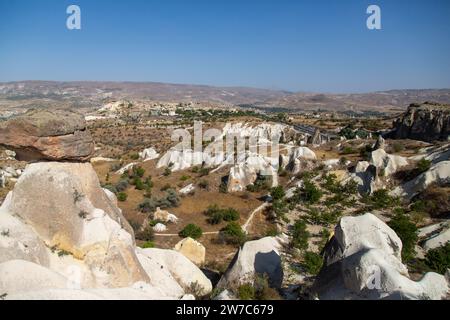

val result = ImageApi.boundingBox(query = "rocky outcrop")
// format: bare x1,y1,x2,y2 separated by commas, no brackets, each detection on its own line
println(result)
313,213,448,300
285,147,317,174
227,153,278,192
370,149,408,176
373,135,386,150
391,103,450,142
152,223,167,232
157,149,205,171
179,183,195,194
418,221,450,251
174,237,206,266
409,143,450,164
153,207,178,223
217,237,283,289
308,128,322,145
139,148,160,161
344,161,378,195
137,248,212,296
0,162,211,299
0,109,94,161
391,161,450,200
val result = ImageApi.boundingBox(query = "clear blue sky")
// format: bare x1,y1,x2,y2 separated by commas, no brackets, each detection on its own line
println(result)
0,0,449,93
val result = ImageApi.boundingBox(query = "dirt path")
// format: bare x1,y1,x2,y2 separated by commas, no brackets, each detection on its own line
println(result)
154,201,269,237
242,202,269,233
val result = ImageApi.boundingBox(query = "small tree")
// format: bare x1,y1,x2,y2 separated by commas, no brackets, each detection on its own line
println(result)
179,224,203,239
425,242,450,274
303,251,323,275
388,214,418,262
292,219,309,251
219,222,246,245
117,192,128,202
270,186,285,201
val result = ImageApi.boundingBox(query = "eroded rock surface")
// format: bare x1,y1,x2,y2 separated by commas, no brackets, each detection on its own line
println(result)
0,109,94,161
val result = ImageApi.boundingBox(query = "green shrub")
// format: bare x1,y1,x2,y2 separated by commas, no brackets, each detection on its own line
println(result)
270,199,288,219
138,189,180,213
179,224,203,239
303,251,323,275
199,167,210,177
365,189,399,210
238,284,255,300
222,208,240,222
117,192,128,202
306,208,340,227
341,146,356,155
104,184,118,194
132,166,145,178
297,180,322,204
130,153,140,160
180,175,190,181
134,177,145,190
140,241,155,249
115,179,129,192
388,214,418,262
270,186,285,201
191,166,199,173
265,226,280,237
424,242,450,274
291,220,309,251
205,205,240,224
417,158,431,174
219,222,246,245
246,175,271,192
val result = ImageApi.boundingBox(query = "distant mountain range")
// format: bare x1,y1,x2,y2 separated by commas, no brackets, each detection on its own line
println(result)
1,81,449,113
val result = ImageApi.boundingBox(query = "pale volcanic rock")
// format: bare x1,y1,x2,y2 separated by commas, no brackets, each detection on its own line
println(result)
217,237,283,289
313,213,448,300
174,237,206,266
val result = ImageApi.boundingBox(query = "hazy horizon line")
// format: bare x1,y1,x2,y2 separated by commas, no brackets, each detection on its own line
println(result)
1,79,450,96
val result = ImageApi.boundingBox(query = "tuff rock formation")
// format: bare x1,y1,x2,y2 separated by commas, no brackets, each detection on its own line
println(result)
391,161,450,200
139,147,160,162
174,237,206,266
0,162,211,299
0,109,95,162
391,103,450,142
227,152,278,192
217,237,283,289
369,149,408,177
313,213,448,300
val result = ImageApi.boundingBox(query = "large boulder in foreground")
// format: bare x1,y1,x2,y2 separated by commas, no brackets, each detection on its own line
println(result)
217,237,283,289
313,213,448,300
1,162,147,288
137,248,212,296
0,162,211,299
0,109,94,161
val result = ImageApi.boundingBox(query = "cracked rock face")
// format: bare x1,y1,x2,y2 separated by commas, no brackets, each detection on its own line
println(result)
392,103,450,142
0,109,95,162
313,213,449,300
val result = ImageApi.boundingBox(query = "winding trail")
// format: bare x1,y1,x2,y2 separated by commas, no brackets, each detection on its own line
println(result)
154,201,269,237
